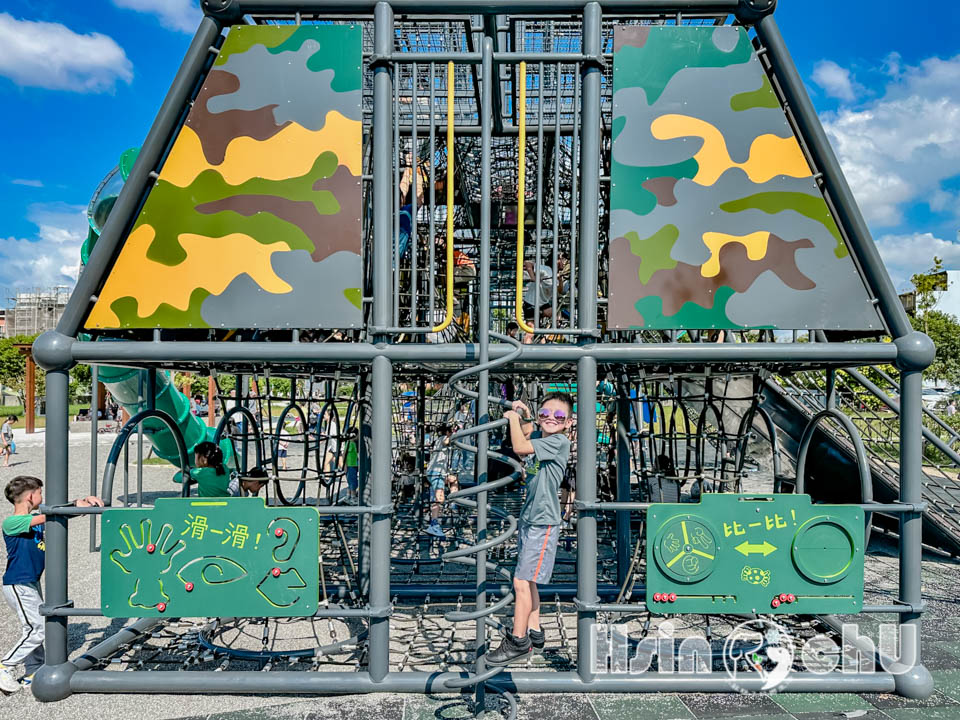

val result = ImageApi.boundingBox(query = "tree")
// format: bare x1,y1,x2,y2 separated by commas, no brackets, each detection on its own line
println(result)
910,256,948,335
911,310,960,386
0,334,45,408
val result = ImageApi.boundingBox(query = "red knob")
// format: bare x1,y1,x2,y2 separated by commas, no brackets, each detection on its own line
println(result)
771,598,781,608
653,593,662,602
668,593,677,603
779,593,788,603
271,567,281,577
787,594,796,603
274,528,284,537
157,602,167,613
184,582,194,592
146,544,156,554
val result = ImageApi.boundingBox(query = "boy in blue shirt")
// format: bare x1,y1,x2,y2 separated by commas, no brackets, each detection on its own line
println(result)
1,476,102,693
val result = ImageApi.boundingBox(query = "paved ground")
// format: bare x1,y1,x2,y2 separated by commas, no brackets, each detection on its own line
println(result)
2,427,960,719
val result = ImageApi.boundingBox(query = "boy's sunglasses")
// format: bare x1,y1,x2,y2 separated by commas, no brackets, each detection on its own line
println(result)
538,409,569,421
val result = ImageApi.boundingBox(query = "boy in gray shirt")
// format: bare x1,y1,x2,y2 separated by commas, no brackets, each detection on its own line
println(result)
487,392,572,666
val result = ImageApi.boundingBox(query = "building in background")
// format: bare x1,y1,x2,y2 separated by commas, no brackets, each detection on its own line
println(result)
3,286,71,337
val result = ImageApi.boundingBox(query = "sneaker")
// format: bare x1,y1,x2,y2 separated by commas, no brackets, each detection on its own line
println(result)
20,674,33,688
486,632,532,666
500,625,545,650
425,520,446,538
0,665,21,694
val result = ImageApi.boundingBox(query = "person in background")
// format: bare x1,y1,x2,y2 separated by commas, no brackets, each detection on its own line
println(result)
1,416,16,468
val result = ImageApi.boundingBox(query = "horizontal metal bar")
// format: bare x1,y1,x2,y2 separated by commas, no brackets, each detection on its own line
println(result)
573,599,648,613
39,504,106,516
380,52,600,65
223,1,740,16
858,502,927,514
69,668,895,694
316,503,393,516
71,339,900,366
40,502,390,516
576,501,651,511
862,602,926,614
40,605,103,617
313,604,392,618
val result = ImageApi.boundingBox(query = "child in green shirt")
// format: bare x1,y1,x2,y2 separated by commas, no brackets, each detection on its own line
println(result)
1,475,102,693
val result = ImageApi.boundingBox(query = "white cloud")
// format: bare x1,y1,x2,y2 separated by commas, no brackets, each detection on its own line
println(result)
874,232,960,291
0,14,132,92
819,54,960,228
112,0,202,34
11,179,43,188
0,203,87,290
812,60,859,102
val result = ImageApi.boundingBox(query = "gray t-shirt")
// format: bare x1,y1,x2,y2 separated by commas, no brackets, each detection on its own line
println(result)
519,431,570,526
427,437,452,475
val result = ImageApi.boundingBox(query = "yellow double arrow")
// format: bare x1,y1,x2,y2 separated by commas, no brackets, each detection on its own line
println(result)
735,540,777,557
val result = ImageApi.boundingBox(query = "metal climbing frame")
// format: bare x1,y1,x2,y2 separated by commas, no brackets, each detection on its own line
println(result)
32,0,935,705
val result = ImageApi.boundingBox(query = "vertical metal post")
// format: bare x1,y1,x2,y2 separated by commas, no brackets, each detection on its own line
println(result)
576,356,598,682
369,355,392,682
825,368,836,411
899,369,926,681
616,379,632,587
358,371,370,593
238,373,248,474
373,1,395,334
578,2,602,332
43,370,70,668
90,364,99,551
146,368,157,411
472,34,495,709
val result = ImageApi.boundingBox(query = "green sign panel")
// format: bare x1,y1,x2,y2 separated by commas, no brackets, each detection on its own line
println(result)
646,494,864,615
102,498,318,618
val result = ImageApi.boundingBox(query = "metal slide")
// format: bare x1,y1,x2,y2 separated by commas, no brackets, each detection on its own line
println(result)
757,369,960,555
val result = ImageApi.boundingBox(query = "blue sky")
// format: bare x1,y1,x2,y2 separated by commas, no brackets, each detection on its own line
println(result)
1,1,959,293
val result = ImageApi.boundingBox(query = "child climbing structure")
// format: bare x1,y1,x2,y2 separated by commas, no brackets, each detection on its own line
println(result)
30,0,945,712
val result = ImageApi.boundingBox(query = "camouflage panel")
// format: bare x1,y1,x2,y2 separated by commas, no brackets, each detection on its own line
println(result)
85,25,363,330
608,26,882,330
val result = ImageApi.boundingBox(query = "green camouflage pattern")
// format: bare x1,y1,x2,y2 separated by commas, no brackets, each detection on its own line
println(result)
86,25,363,330
608,26,882,330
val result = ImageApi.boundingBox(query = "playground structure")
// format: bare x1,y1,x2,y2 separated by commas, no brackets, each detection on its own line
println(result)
28,0,955,711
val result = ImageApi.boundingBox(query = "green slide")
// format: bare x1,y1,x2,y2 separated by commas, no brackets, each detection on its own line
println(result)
84,149,232,473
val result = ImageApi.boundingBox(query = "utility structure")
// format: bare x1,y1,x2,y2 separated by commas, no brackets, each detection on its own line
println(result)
31,0,943,710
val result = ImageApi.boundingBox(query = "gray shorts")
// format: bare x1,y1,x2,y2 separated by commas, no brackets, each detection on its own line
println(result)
515,522,559,584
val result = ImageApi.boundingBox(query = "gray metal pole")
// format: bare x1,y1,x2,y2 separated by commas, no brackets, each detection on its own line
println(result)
39,369,73,698
577,2,602,331
69,338,901,366
57,17,221,337
576,356,598,682
754,14,911,338
896,368,932,697
372,1,394,334
226,1,739,14
615,380,632,588
369,354,392,682
472,34,495,707
90,364,98,551
66,667,894,695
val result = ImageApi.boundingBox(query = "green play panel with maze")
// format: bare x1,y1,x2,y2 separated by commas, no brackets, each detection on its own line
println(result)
646,494,864,614
101,497,319,618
